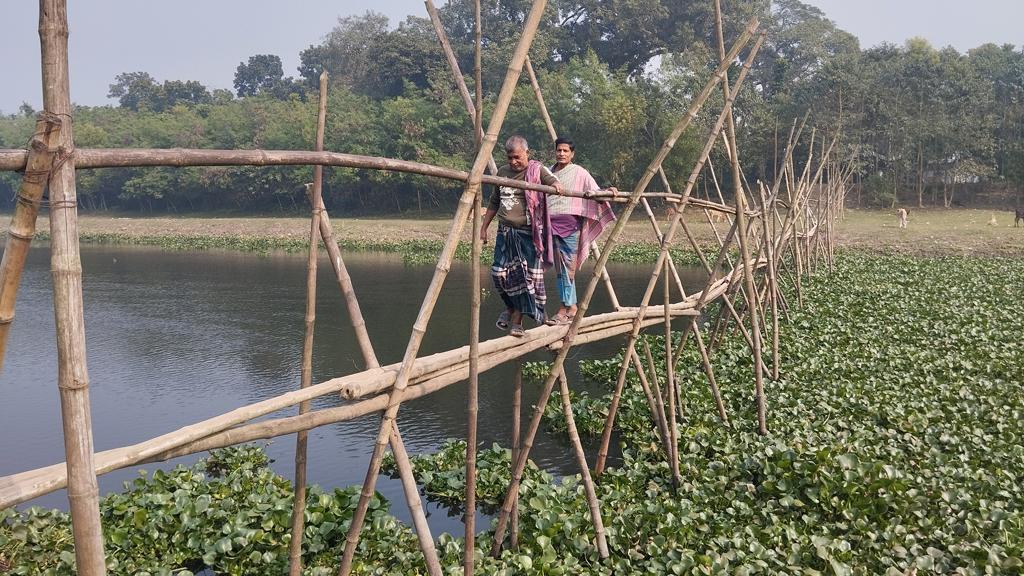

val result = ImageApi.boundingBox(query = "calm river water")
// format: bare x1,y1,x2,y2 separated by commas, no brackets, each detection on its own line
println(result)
1,244,704,534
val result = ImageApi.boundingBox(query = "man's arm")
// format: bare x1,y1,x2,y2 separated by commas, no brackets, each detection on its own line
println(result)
480,207,498,243
539,166,564,194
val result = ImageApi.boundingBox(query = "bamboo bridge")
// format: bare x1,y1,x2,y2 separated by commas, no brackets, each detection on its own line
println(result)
0,1,853,574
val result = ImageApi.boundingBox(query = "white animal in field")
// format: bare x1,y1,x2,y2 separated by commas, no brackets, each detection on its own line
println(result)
988,214,998,226
896,207,909,229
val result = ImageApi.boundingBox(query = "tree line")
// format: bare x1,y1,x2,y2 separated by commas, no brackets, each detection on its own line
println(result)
1,0,1021,213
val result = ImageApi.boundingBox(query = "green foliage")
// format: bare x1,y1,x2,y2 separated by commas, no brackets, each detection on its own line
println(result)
0,445,420,575
382,439,547,513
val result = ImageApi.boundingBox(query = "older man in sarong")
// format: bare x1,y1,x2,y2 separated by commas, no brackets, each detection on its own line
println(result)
544,137,616,325
480,136,563,337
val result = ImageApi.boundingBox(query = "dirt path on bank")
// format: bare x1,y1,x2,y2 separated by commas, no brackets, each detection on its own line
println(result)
15,207,1024,257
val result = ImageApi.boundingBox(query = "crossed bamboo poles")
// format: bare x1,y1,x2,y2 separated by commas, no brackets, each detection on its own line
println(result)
0,1,855,574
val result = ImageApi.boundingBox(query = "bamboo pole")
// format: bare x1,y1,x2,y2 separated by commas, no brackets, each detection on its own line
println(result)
39,0,107,573
630,347,671,450
0,147,605,201
474,0,483,144
338,3,550,572
465,0,483,564
663,259,681,486
714,0,767,435
526,57,557,141
594,337,663,475
557,370,609,557
0,145,689,206
642,337,676,484
757,182,782,381
389,427,442,575
314,207,376,366
424,0,497,176
690,318,728,424
288,71,328,576
489,21,760,555
509,361,522,549
0,113,61,370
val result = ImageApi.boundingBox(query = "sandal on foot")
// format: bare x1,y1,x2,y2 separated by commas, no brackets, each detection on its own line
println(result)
509,323,525,337
544,312,574,326
496,310,511,331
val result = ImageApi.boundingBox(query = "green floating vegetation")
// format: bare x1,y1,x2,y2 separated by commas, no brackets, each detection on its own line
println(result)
0,445,419,575
36,229,720,266
3,254,1023,574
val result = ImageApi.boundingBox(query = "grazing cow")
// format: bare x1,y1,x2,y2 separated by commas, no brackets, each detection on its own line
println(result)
1016,208,1023,228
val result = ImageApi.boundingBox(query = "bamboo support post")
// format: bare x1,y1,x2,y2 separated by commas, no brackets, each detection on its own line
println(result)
642,337,676,483
714,0,767,435
391,427,442,575
288,71,328,576
690,319,729,424
0,113,61,371
464,0,484,560
663,259,681,488
594,344,635,475
630,347,671,450
510,361,522,548
40,0,107,572
557,370,609,557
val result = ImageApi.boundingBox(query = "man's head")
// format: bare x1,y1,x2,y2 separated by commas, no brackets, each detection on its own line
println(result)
505,135,530,172
554,136,575,168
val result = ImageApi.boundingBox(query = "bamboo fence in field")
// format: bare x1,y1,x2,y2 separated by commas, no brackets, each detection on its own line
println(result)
0,1,855,574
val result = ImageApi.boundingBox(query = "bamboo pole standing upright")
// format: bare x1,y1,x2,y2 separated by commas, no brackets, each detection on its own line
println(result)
509,361,522,548
714,0,767,435
288,71,328,576
0,114,61,371
338,3,549,573
663,259,681,485
464,1,484,571
39,0,107,573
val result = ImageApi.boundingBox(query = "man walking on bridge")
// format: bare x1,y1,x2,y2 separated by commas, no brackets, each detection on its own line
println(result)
481,135,563,337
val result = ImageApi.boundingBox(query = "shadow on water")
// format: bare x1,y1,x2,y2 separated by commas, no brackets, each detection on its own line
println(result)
0,244,707,535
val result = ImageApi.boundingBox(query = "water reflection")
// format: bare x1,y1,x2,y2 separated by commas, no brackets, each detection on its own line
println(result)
0,244,706,534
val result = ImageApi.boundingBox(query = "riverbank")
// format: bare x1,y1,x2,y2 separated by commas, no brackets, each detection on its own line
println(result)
10,207,1024,259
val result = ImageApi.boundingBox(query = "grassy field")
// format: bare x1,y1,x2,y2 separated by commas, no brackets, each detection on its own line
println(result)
15,207,1024,258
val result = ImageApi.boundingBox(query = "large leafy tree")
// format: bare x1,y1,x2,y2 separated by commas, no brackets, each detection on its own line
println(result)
108,72,213,112
300,12,444,99
233,54,301,99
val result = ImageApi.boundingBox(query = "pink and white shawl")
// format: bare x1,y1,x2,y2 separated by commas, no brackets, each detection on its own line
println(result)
550,163,616,269
523,160,554,266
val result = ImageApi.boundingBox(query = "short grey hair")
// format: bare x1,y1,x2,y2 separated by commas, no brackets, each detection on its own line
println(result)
504,135,529,153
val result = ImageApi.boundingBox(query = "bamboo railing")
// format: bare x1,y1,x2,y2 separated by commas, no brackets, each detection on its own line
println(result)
0,0,857,573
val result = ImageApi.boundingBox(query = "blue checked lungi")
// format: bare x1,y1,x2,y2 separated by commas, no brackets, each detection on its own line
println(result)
492,225,547,323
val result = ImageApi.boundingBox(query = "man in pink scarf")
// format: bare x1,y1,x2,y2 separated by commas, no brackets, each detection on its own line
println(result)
480,136,563,336
545,136,617,325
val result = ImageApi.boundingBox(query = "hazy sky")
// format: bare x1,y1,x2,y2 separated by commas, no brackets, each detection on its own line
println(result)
1,0,1020,114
